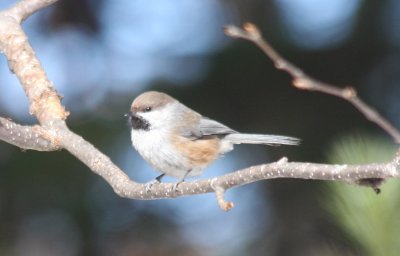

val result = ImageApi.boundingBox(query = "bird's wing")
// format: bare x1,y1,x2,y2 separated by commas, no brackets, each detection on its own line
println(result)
179,116,236,140
197,117,236,136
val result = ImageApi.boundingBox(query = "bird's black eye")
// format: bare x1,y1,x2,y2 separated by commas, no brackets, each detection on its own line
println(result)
144,106,152,112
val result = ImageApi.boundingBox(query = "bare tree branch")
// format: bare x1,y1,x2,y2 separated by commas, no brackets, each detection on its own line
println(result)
224,23,400,144
0,117,60,151
0,1,399,211
0,1,67,126
89,155,400,200
3,0,58,23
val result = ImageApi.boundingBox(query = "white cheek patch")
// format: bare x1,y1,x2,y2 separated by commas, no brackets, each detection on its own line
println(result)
143,103,175,122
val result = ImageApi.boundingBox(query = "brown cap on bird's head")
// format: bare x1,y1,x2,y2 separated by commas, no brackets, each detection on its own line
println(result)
131,91,176,113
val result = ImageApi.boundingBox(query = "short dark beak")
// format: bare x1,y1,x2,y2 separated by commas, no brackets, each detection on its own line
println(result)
124,109,136,117
125,112,134,127
125,110,135,119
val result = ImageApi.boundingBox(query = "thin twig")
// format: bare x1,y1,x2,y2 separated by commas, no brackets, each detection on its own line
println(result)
211,179,234,211
224,23,400,144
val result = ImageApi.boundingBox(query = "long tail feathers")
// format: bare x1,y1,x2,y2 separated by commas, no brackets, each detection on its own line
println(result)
225,133,300,146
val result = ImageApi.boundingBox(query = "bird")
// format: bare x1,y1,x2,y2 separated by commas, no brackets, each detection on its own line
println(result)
128,91,299,191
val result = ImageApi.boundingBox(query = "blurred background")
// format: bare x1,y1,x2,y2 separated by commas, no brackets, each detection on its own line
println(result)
0,0,400,255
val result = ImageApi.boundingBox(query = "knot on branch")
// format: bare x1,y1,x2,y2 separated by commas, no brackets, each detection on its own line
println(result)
243,22,261,39
31,91,69,124
342,87,357,99
293,78,313,90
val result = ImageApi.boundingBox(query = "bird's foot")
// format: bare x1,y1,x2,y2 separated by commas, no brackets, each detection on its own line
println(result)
172,170,191,193
144,173,165,193
172,180,184,193
145,179,160,193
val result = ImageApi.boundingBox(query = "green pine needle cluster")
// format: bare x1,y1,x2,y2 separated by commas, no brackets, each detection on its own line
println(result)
324,132,400,256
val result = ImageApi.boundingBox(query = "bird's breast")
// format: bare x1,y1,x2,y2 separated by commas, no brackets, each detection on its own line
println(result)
131,128,190,178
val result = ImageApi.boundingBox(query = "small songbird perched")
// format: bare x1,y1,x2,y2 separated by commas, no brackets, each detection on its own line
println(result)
128,91,299,190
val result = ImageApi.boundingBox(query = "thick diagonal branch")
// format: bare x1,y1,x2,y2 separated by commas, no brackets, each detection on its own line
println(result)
0,2,67,126
4,0,58,23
